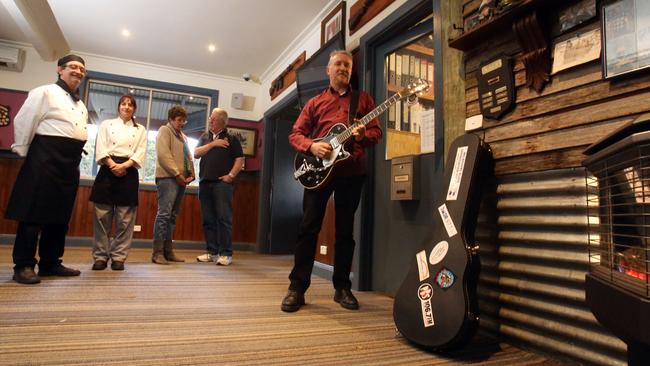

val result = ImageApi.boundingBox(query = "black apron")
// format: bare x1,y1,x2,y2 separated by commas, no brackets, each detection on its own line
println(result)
6,135,85,225
89,156,139,206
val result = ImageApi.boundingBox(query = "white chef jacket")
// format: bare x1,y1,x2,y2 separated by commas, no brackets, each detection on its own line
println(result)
11,83,88,157
95,117,147,168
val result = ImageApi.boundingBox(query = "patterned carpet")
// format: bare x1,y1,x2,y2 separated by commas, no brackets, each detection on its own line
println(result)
0,245,571,365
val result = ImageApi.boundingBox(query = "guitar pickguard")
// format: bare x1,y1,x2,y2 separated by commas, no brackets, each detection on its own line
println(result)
293,123,350,190
393,133,493,351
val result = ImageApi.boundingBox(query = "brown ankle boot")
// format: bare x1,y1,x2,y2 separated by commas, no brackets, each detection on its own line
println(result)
152,240,169,264
164,240,184,262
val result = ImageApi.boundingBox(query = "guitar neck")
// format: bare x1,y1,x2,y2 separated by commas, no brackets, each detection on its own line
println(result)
335,92,402,145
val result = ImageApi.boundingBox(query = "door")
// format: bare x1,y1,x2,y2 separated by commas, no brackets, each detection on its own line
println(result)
369,19,442,294
268,111,303,254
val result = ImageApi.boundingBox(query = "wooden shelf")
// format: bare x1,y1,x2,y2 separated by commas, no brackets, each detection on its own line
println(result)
405,44,433,57
448,0,565,52
388,83,433,102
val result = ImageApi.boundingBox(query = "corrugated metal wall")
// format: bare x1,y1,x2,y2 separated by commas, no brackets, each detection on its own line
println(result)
476,167,627,365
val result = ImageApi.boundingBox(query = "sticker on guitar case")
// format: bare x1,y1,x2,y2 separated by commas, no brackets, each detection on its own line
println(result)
438,204,458,237
416,250,430,281
429,241,448,265
447,146,468,201
418,283,435,327
435,267,456,289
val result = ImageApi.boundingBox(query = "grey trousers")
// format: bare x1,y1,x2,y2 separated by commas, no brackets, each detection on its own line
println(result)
92,203,137,262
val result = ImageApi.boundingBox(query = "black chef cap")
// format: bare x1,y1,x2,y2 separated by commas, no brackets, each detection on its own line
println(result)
57,54,85,67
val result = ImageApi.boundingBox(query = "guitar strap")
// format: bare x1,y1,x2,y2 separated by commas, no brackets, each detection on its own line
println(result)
349,90,359,125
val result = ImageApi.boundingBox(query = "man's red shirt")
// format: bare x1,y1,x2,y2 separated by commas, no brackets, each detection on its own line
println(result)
289,87,382,177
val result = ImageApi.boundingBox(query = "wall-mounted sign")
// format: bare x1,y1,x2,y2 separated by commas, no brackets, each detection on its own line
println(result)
477,55,515,120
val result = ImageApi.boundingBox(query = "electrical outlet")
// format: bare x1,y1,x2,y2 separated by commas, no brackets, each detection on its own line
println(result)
319,245,327,255
134,225,142,232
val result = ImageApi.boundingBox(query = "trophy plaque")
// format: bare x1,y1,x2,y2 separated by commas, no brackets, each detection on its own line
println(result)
477,55,515,120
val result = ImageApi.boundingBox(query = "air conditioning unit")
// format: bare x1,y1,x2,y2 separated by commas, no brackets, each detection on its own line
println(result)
0,44,26,72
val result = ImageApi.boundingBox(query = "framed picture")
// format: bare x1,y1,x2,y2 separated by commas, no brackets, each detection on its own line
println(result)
552,28,601,74
602,0,650,79
321,1,346,46
559,0,596,33
229,126,257,157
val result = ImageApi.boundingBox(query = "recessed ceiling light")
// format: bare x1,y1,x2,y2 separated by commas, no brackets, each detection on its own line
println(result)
122,29,130,37
208,44,216,52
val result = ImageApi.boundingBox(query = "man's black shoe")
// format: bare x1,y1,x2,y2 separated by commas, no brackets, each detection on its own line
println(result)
13,267,41,284
334,288,359,310
111,261,124,271
281,290,305,312
39,264,81,277
92,260,107,270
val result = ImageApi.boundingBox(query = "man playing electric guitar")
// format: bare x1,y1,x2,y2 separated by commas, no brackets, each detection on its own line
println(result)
281,50,382,312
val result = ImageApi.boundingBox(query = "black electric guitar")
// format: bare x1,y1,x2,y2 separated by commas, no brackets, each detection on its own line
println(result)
293,80,429,190
393,133,493,350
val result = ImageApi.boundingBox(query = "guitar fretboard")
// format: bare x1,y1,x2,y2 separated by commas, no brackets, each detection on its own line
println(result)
335,92,402,145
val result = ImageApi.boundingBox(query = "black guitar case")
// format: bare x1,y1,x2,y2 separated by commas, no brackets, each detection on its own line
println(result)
393,133,493,350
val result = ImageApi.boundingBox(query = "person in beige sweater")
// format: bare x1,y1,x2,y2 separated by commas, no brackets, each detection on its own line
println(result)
152,105,195,264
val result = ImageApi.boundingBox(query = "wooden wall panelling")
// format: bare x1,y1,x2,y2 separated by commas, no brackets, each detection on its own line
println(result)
269,52,306,101
466,60,650,125
462,20,650,176
494,147,587,175
232,174,260,243
68,186,94,237
348,0,395,35
0,158,20,234
488,118,632,160
0,158,260,245
484,93,649,143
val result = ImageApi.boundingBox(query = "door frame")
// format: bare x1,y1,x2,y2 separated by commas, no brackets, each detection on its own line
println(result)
256,89,300,254
356,0,439,290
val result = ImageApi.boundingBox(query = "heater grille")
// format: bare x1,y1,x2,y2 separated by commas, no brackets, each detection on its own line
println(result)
586,144,650,298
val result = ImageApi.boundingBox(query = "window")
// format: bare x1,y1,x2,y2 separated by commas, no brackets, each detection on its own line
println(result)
81,78,215,185
384,32,434,159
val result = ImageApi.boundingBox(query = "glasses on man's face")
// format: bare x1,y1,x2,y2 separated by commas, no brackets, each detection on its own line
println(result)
65,64,86,74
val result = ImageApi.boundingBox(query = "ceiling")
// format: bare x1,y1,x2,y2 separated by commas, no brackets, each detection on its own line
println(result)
0,0,332,80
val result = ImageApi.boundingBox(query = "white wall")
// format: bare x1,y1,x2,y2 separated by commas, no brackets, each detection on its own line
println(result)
2,0,410,121
257,0,409,114
0,43,263,121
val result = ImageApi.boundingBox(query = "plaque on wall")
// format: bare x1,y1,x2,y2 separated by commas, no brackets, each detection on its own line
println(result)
477,55,515,120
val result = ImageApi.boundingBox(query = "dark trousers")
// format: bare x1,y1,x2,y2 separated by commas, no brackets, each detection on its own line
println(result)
13,222,69,270
289,175,365,293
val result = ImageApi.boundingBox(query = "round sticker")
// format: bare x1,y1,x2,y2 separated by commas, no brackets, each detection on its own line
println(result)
418,283,433,301
429,241,449,265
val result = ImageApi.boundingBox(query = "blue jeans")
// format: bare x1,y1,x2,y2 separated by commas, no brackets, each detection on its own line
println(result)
199,180,234,256
153,178,186,241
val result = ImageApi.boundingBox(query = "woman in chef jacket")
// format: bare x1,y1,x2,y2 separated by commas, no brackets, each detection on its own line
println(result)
89,95,147,271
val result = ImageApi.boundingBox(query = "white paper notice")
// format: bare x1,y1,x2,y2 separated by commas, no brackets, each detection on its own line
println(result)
446,146,468,201
416,250,430,281
420,108,435,153
438,203,458,238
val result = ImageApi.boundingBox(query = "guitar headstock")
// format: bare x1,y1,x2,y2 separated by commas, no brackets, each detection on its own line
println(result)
397,79,430,101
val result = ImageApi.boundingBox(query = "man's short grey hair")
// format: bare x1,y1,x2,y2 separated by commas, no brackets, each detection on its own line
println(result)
211,108,228,123
328,50,353,64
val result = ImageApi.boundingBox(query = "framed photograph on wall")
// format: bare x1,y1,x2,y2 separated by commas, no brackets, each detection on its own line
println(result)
229,126,257,157
321,1,346,46
602,0,650,79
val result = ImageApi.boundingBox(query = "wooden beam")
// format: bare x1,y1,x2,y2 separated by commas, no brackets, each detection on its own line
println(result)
0,0,69,61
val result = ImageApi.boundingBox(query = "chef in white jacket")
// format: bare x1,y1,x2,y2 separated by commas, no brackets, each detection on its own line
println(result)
6,54,88,285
